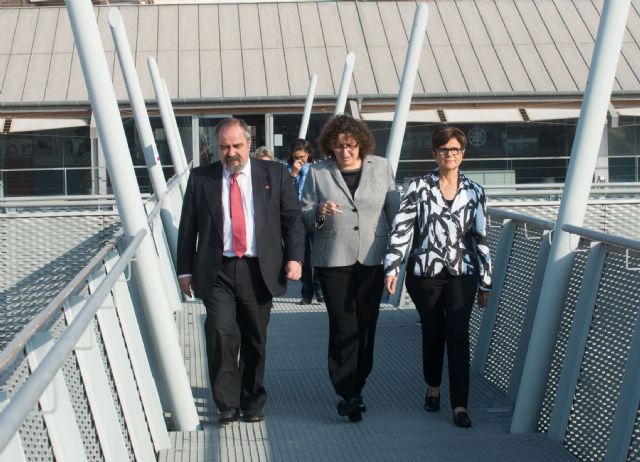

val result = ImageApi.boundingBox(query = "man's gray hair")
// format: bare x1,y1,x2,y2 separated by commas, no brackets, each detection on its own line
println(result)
214,118,252,143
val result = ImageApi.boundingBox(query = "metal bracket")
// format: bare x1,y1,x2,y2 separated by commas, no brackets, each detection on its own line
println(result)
523,222,542,240
625,249,640,271
122,258,137,282
488,215,503,228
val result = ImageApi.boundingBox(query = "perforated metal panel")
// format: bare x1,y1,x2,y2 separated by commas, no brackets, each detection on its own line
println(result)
469,220,503,361
483,224,545,392
2,356,55,462
62,350,104,461
93,321,136,460
537,250,589,433
628,408,640,461
0,215,120,349
564,249,640,461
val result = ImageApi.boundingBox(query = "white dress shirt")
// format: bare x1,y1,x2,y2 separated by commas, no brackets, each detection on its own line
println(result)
221,160,257,257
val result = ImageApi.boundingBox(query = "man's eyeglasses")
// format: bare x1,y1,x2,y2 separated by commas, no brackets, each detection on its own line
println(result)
334,143,358,151
434,147,464,157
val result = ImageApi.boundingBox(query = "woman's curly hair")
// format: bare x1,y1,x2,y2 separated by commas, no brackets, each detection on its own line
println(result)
317,115,376,158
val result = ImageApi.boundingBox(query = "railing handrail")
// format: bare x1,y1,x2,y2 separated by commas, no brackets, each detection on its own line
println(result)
488,198,640,207
562,223,640,252
0,229,146,454
488,207,556,229
0,230,124,376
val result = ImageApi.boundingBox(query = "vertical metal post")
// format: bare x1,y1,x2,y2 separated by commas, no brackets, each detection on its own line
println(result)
299,74,317,139
511,0,631,433
334,52,355,116
163,80,190,176
547,243,606,441
147,57,188,194
109,9,179,266
192,115,200,167
64,0,200,430
385,2,428,176
471,218,515,373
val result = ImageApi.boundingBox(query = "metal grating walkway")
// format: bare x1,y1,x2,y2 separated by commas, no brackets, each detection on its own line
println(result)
164,282,576,462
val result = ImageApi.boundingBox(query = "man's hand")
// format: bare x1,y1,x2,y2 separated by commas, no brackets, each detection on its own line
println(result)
385,275,398,295
477,290,490,308
179,276,193,298
285,261,302,280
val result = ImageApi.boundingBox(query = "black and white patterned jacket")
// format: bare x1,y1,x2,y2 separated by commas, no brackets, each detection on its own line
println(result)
384,169,492,291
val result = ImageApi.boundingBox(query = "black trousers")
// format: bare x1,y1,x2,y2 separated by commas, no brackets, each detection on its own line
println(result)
405,270,478,409
201,257,272,413
301,231,322,300
316,263,384,399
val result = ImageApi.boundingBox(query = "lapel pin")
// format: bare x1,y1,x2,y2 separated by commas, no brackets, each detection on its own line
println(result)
265,185,271,190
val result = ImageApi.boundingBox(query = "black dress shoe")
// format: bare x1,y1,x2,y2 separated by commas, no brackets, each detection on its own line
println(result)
218,408,239,425
243,411,265,423
299,298,312,305
356,394,367,413
338,397,363,423
424,395,440,412
453,410,472,428
316,295,324,303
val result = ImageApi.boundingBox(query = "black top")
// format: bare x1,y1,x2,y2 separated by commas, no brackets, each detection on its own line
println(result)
340,169,362,198
445,198,454,208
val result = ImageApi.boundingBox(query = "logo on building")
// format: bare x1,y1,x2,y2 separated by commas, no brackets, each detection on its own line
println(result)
467,126,487,147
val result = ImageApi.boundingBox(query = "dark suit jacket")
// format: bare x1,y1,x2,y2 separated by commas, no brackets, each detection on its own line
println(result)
177,158,305,299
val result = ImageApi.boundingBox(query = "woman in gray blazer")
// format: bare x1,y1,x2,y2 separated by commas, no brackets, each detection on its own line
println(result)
301,115,400,422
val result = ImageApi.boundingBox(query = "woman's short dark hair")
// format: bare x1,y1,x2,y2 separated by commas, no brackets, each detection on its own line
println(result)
431,126,467,151
288,138,313,164
317,115,375,158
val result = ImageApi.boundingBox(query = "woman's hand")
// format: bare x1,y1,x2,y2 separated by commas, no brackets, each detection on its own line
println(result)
385,275,398,295
477,290,489,308
315,200,343,219
290,159,304,177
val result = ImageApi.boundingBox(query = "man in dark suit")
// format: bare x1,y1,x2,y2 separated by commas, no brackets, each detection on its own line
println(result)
177,118,304,424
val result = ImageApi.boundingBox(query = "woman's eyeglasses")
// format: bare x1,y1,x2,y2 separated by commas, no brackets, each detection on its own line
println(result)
434,147,464,157
334,143,358,151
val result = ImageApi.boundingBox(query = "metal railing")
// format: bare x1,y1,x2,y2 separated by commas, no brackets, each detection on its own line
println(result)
0,230,145,453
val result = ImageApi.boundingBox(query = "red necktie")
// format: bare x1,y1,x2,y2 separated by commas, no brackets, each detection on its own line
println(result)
230,173,247,257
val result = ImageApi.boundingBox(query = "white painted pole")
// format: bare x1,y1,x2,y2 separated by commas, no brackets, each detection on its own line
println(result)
147,57,188,195
64,0,200,431
334,52,355,116
385,3,428,176
108,9,180,265
510,0,631,434
163,80,191,177
298,74,317,139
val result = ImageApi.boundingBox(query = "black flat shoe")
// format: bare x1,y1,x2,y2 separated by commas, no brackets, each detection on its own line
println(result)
337,397,360,416
299,298,312,305
243,411,265,423
453,410,472,428
356,394,367,413
218,408,239,425
347,410,362,423
424,395,440,412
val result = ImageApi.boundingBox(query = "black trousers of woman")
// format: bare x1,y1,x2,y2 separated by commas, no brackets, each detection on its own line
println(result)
301,231,322,301
405,270,479,409
316,263,384,399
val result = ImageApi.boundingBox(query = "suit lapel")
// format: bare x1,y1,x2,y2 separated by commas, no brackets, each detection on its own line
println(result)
251,160,270,241
204,162,224,240
353,157,373,204
328,159,355,206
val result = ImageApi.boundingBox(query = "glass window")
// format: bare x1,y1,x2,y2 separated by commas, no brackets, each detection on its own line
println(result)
272,113,332,161
0,125,90,196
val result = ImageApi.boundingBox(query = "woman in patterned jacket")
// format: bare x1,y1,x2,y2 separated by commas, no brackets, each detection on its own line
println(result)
384,126,492,428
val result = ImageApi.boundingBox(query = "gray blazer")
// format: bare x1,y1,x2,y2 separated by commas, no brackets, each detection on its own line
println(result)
301,155,400,268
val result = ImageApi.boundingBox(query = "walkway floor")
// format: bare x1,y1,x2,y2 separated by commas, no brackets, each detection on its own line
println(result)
162,282,576,462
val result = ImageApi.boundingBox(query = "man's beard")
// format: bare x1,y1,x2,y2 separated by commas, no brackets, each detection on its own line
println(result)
224,155,244,173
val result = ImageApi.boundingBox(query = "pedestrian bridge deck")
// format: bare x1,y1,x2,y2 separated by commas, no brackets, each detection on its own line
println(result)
162,283,575,462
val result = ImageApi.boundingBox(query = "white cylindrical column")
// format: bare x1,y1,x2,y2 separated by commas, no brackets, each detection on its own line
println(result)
385,3,428,175
510,0,631,434
163,80,191,177
298,74,317,139
334,52,355,116
109,9,179,265
64,0,200,431
148,57,188,195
